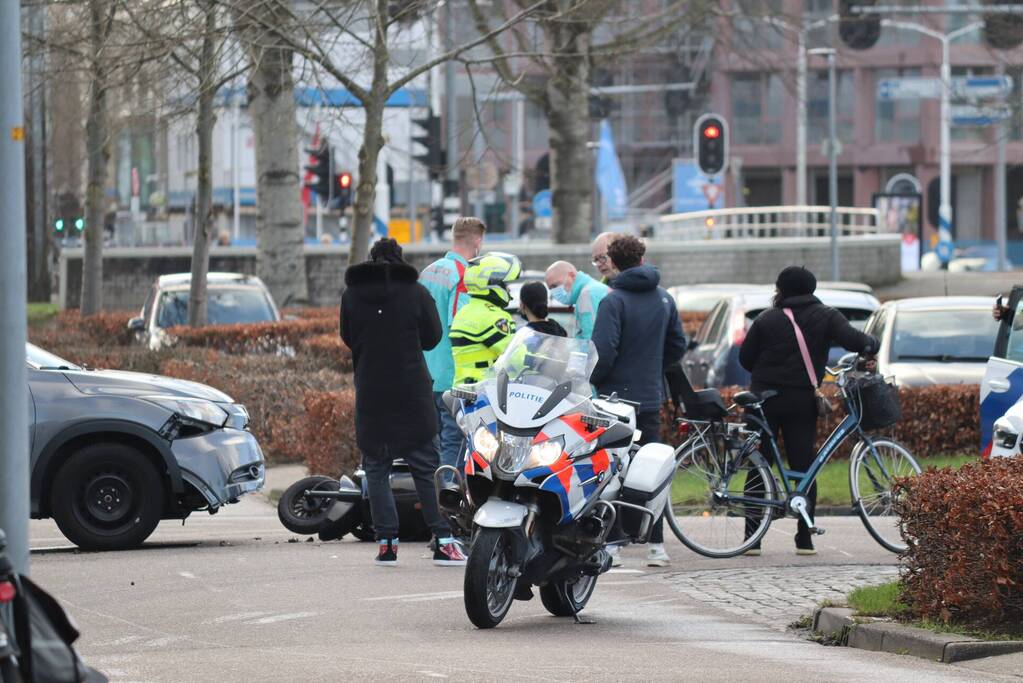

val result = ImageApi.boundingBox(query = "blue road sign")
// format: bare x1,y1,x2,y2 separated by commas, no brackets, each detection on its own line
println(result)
935,240,955,262
672,160,721,213
876,77,941,101
951,75,1014,100
532,189,552,218
951,104,1012,127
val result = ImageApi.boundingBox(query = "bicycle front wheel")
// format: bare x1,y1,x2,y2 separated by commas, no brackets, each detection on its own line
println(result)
665,443,777,558
849,438,921,554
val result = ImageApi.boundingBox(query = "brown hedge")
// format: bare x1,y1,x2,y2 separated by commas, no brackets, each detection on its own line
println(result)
896,457,1023,626
168,318,340,354
662,383,981,459
30,310,136,350
300,390,361,475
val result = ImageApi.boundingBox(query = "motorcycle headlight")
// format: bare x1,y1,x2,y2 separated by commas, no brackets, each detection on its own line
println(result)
527,436,565,468
142,395,228,427
472,425,499,461
495,432,535,474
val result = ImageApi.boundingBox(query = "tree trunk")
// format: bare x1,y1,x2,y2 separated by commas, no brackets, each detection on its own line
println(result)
349,96,385,266
81,0,110,315
188,0,218,327
236,1,308,307
546,43,592,244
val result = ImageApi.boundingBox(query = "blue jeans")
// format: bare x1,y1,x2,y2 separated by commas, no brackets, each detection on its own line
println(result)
362,440,451,541
434,392,466,476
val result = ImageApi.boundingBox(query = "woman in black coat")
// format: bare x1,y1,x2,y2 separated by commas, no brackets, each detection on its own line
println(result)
518,281,567,337
737,266,879,556
340,238,465,567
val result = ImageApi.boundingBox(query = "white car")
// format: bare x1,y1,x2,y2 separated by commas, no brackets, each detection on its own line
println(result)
861,297,1000,387
128,272,281,350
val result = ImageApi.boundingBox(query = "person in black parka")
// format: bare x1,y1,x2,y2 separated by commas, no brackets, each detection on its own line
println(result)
738,266,879,556
340,238,466,567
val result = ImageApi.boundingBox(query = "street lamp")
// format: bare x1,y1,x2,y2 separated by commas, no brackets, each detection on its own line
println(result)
808,47,839,281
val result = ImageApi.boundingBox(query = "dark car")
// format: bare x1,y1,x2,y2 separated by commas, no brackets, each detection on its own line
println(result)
26,343,265,550
684,288,880,388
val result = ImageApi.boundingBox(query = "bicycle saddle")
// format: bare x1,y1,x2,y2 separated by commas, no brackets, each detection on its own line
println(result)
733,389,778,407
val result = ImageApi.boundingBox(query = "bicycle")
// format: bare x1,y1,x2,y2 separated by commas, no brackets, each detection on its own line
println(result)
665,357,921,557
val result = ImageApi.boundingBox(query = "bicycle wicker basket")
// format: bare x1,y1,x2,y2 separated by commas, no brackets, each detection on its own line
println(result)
849,374,901,431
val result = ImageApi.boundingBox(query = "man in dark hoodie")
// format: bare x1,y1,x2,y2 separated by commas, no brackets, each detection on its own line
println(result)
340,238,467,567
590,235,687,567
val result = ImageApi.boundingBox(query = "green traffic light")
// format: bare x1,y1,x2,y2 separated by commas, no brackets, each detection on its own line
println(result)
74,217,85,230
54,219,64,231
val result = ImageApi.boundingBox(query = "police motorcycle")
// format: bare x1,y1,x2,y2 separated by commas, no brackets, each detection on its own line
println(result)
440,330,676,629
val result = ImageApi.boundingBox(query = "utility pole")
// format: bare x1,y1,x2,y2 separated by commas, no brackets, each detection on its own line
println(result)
444,0,460,211
0,0,31,576
809,47,839,280
795,28,807,209
28,2,47,301
996,64,1008,272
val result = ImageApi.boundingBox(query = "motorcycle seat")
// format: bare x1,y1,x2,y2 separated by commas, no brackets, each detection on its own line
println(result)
732,389,778,407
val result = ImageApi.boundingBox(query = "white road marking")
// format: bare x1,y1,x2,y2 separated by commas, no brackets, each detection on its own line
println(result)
418,671,449,678
178,572,197,579
94,635,145,647
242,612,317,625
364,590,463,601
607,568,645,574
144,636,188,648
402,591,464,603
204,612,270,625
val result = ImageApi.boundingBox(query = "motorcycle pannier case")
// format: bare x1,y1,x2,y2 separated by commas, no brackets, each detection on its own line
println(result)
619,443,675,540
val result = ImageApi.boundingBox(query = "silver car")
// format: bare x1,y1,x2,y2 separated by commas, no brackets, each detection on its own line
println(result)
862,296,1000,387
128,272,281,350
27,343,265,550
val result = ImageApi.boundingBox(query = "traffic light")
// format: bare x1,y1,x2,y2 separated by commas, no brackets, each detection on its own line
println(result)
411,112,444,179
984,2,1023,49
305,145,332,202
54,218,64,232
839,0,881,50
74,217,85,231
694,114,729,176
335,171,353,209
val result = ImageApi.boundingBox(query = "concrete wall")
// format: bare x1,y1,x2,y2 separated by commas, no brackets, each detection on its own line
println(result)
58,235,902,311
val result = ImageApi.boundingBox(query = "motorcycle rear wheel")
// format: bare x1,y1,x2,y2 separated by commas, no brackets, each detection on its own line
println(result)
464,528,516,629
277,476,340,535
539,574,597,617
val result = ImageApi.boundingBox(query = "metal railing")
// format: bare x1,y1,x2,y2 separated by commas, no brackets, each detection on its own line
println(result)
656,205,881,240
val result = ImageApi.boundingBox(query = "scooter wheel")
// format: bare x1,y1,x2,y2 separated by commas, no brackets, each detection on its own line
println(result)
277,476,340,535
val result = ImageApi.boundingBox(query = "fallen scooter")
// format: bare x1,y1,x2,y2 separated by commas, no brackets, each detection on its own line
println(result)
277,461,432,542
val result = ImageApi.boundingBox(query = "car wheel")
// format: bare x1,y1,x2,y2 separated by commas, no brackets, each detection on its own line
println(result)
50,443,164,551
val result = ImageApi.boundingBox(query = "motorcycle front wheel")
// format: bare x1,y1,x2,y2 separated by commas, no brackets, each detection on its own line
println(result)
539,574,597,617
464,528,517,629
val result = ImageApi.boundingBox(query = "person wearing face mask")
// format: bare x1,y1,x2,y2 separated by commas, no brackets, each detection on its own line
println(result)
518,281,567,337
419,217,486,476
545,261,609,341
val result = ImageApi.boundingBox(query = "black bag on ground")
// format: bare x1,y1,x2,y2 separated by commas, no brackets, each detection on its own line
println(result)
852,375,901,431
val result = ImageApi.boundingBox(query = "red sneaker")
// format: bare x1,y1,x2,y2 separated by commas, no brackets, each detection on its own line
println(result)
433,540,467,566
376,539,398,566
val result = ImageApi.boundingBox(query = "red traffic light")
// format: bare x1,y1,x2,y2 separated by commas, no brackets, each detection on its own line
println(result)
338,172,352,190
703,125,721,140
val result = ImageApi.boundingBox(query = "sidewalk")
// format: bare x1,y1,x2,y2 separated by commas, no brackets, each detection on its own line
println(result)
261,463,307,503
875,271,1021,301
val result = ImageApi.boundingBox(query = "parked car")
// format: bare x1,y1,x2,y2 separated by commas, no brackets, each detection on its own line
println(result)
506,271,576,337
26,342,265,550
129,272,281,350
863,297,999,387
982,285,1023,456
684,288,880,388
667,283,764,314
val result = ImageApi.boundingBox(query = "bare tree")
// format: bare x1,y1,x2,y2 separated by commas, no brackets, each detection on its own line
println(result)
124,0,246,326
234,0,541,265
81,0,116,315
468,0,713,243
232,0,308,306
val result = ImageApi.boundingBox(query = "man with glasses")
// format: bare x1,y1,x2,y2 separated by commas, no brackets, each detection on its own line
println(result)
590,232,619,283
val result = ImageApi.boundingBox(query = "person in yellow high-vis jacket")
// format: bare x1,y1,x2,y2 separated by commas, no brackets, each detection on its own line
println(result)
450,252,521,386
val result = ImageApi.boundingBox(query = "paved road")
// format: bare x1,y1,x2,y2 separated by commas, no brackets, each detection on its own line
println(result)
27,497,1017,682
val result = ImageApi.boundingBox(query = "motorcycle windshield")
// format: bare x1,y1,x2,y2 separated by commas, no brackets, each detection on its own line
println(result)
482,329,598,429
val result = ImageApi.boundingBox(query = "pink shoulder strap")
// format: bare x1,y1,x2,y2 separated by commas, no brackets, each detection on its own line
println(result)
783,308,819,388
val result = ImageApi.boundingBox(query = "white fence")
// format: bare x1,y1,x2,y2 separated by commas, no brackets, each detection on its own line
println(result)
656,205,881,240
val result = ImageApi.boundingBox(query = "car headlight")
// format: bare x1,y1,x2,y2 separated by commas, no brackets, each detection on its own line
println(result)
143,395,229,427
527,436,565,468
472,425,499,461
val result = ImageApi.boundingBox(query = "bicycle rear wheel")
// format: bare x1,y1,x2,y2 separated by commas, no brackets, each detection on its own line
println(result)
850,438,921,553
665,443,778,558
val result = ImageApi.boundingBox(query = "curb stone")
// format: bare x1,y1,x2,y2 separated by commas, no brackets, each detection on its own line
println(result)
811,607,1023,664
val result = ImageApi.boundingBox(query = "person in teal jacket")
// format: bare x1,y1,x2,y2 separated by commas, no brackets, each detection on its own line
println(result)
545,261,610,341
419,217,485,475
